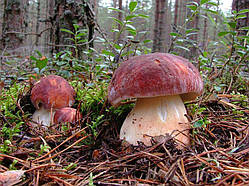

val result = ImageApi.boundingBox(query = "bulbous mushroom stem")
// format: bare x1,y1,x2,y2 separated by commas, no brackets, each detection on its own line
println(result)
32,107,55,126
120,95,190,146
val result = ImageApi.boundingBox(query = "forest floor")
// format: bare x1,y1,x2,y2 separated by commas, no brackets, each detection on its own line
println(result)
0,85,248,185
0,53,248,185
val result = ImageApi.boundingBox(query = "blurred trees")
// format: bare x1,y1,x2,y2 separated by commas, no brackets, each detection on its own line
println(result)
232,0,249,33
1,0,28,52
0,0,241,61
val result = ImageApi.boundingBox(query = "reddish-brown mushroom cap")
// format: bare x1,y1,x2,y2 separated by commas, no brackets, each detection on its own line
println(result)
108,53,203,106
54,107,82,124
31,75,75,109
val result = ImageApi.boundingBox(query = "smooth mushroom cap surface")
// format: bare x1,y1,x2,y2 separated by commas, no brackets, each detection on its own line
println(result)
31,75,75,126
31,75,75,110
54,107,82,124
108,53,203,146
108,53,203,107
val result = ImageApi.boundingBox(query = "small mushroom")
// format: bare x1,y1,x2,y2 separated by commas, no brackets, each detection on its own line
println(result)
54,107,82,124
108,53,203,146
31,75,75,126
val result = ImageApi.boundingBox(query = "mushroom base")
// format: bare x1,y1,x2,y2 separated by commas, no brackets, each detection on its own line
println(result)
32,107,55,127
120,95,190,147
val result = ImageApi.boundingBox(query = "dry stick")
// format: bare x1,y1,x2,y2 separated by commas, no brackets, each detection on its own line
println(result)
178,158,190,185
194,155,224,173
35,134,89,163
35,171,40,186
25,164,58,173
214,173,236,186
0,154,31,168
34,127,88,162
47,175,73,186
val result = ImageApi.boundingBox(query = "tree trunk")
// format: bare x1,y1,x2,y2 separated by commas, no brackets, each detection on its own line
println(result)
152,0,160,52
232,0,249,35
153,0,168,52
35,0,41,46
174,0,179,26
186,0,200,59
117,0,123,43
202,3,208,50
49,0,95,58
2,0,28,53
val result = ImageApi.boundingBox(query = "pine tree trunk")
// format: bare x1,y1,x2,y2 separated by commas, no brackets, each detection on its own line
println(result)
186,0,200,59
232,0,249,35
152,0,160,52
2,0,27,53
153,0,168,52
35,0,41,46
50,0,95,58
117,0,123,43
202,4,208,50
174,0,179,26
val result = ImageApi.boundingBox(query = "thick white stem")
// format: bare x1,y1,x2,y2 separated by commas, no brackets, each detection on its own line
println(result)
32,107,55,126
120,95,189,146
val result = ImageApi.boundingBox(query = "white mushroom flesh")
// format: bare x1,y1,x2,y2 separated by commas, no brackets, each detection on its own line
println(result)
120,95,189,146
32,107,55,126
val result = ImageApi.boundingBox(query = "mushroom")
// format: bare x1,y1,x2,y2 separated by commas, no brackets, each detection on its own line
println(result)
54,107,82,124
31,75,75,126
108,53,203,146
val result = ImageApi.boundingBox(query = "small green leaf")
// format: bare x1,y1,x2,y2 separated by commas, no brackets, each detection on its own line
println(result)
35,50,42,57
175,45,190,51
228,22,236,29
127,29,137,36
108,7,125,13
138,14,149,18
238,9,249,14
194,120,204,128
102,50,115,57
30,56,38,61
187,5,198,11
126,24,136,31
110,17,124,26
200,0,209,5
129,1,137,12
236,14,247,19
60,28,74,35
203,8,218,14
125,15,137,21
170,32,182,37
186,28,198,34
73,24,79,31
239,26,249,30
143,39,152,44
36,59,48,71
218,31,230,37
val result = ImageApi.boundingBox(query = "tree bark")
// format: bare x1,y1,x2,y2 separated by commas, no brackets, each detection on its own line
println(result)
2,0,28,52
174,0,179,26
35,0,41,46
49,0,95,58
153,0,168,52
232,0,249,35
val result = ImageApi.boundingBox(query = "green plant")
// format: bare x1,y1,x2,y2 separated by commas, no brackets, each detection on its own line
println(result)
61,24,88,59
0,83,26,141
96,1,150,71
39,140,51,156
9,159,18,170
0,140,12,154
88,172,95,186
30,50,48,74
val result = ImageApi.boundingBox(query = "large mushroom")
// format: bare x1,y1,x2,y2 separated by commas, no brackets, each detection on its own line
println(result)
31,75,75,126
108,53,203,146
